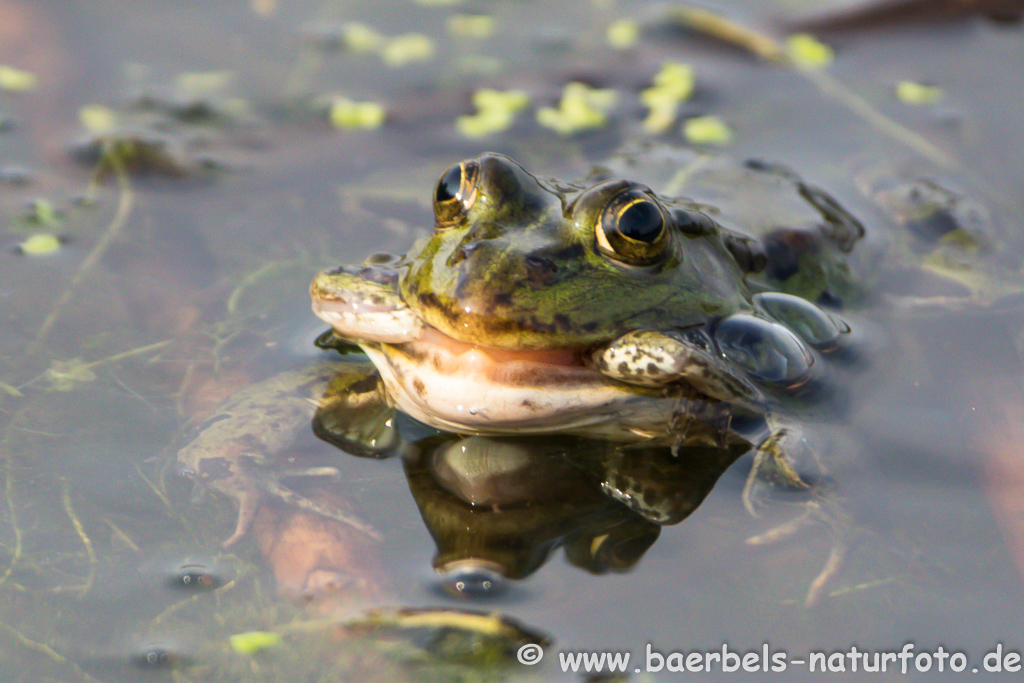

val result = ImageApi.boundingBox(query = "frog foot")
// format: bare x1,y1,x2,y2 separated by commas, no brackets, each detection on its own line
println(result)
222,463,380,547
745,498,858,607
741,427,814,518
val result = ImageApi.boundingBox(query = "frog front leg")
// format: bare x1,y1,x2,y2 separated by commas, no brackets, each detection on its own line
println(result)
593,329,847,605
592,329,760,446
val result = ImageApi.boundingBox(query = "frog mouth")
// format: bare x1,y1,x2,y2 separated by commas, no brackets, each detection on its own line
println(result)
314,290,667,435
313,295,587,378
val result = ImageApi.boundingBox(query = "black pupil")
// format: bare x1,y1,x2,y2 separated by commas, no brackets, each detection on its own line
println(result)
435,165,462,203
618,201,663,243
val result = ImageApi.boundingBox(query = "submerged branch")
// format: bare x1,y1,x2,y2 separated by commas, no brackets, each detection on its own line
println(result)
0,620,105,683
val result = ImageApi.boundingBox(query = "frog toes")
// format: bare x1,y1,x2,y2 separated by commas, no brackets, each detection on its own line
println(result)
742,428,814,517
222,489,263,547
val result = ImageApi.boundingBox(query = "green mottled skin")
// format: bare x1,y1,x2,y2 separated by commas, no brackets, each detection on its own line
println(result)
399,154,752,351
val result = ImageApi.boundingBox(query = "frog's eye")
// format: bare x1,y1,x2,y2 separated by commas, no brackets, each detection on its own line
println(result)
433,160,479,229
597,189,669,265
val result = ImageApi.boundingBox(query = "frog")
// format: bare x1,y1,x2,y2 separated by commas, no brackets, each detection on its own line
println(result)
176,362,383,546
298,148,877,603
309,149,858,492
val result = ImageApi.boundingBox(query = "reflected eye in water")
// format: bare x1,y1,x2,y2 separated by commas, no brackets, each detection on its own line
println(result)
129,639,189,670
435,559,508,598
165,560,225,592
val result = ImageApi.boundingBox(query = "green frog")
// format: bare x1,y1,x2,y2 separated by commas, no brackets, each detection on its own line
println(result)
309,149,858,491
183,145,1006,602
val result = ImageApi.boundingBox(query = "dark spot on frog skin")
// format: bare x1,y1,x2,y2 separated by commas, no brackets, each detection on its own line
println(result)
451,241,484,266
236,434,270,457
192,412,230,437
413,377,426,397
197,457,234,481
348,374,382,395
647,362,659,375
525,254,558,277
549,243,586,262
521,398,537,410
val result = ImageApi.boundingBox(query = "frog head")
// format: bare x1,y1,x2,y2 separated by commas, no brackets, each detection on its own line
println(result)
400,153,752,350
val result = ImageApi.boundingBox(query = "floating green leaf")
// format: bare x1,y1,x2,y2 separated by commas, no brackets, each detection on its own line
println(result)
683,115,732,145
0,65,36,92
641,62,695,133
19,233,61,256
79,105,117,134
607,19,639,50
329,98,386,130
787,33,834,68
457,88,528,137
341,22,383,53
536,82,616,135
895,80,944,105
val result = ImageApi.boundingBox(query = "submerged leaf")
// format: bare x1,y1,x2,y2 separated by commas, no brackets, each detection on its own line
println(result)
46,359,98,391
229,631,281,655
448,14,494,39
607,19,639,49
381,34,435,67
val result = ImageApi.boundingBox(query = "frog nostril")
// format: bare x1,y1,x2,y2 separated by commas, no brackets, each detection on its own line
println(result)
449,241,482,266
525,254,557,275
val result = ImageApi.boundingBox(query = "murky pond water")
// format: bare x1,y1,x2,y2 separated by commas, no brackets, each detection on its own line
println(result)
3,0,1024,680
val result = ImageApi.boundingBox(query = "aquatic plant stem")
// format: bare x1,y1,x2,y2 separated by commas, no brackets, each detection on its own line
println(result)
671,6,957,170
0,458,23,589
796,66,956,170
35,151,135,344
61,478,96,597
0,620,105,683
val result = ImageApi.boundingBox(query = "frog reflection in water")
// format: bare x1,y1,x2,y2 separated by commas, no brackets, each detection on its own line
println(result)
303,150,866,603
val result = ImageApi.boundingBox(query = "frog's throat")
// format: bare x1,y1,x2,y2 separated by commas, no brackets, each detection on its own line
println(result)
316,295,689,437
363,333,669,436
